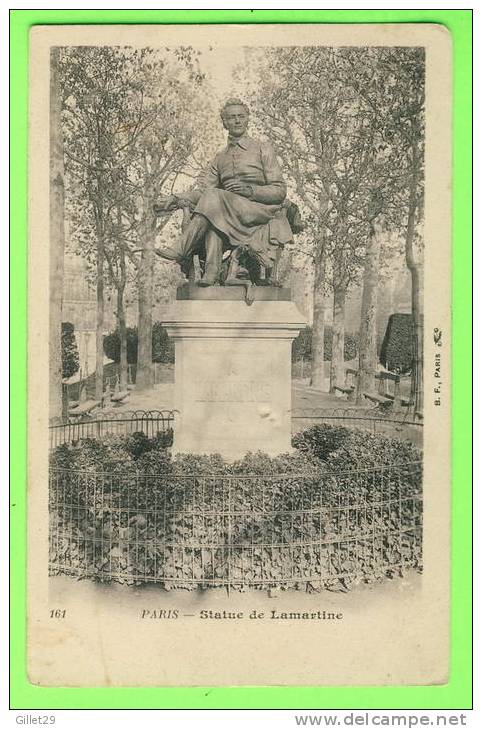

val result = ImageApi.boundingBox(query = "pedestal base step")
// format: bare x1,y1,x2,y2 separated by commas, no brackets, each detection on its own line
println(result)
177,283,291,301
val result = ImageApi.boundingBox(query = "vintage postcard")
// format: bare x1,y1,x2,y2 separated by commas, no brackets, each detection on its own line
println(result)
28,23,452,687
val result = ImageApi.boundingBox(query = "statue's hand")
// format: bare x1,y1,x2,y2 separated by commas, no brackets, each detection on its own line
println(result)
175,197,195,210
153,195,179,215
223,180,253,198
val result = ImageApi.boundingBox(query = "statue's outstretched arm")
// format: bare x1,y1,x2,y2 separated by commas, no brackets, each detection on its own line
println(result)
154,155,220,216
153,194,180,216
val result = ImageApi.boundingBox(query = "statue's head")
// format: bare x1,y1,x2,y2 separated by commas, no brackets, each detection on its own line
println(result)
220,98,249,138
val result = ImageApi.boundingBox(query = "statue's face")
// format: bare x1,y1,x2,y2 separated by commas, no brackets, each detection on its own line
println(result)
222,105,249,137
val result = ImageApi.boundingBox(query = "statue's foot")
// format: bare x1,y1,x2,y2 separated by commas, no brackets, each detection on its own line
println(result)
245,283,255,306
224,271,250,286
197,276,218,287
264,277,282,288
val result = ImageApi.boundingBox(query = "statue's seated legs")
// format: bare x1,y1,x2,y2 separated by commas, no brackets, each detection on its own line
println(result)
156,213,224,286
198,229,223,287
155,213,207,265
155,207,284,290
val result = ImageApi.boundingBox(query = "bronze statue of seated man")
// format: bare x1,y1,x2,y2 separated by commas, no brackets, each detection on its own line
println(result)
153,98,298,287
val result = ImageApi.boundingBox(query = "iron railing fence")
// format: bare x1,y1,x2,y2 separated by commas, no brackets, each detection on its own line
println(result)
49,460,422,590
49,410,176,450
50,407,422,450
291,407,423,446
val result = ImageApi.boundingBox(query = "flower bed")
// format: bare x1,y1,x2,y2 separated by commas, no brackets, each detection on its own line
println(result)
49,426,423,590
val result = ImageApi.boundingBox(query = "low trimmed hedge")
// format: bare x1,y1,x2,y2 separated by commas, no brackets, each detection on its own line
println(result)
103,321,175,366
61,322,80,379
379,313,414,374
292,325,359,363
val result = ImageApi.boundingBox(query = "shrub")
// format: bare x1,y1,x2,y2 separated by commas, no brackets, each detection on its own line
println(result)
49,427,422,590
292,325,359,362
103,327,138,365
292,327,313,361
152,321,175,364
293,423,420,470
125,431,163,460
50,437,317,480
341,331,359,361
292,425,422,511
103,322,175,365
379,313,414,374
61,322,80,379
292,425,351,461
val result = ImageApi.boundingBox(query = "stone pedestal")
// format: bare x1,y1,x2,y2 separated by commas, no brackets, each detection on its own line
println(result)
163,298,306,460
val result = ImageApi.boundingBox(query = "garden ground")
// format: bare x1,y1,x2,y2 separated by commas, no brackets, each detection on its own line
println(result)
111,362,361,414
112,380,342,413
73,360,412,416
97,364,421,445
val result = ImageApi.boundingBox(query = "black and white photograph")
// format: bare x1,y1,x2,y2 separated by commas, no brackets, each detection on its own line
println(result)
27,23,452,687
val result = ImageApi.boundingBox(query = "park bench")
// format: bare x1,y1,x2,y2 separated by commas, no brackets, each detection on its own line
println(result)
364,371,401,408
111,390,129,405
68,399,101,421
103,379,130,407
333,368,358,402
399,399,424,420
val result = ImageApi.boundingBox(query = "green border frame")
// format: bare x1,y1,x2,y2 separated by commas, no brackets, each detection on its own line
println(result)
10,9,472,710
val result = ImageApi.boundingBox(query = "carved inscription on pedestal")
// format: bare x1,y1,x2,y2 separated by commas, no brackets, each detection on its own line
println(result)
195,381,272,403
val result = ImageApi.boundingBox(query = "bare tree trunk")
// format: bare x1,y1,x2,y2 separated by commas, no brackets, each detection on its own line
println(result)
356,220,382,403
117,207,128,390
49,48,65,422
117,283,128,390
409,263,423,411
406,178,423,412
329,283,347,393
95,233,105,401
310,240,326,390
136,202,155,390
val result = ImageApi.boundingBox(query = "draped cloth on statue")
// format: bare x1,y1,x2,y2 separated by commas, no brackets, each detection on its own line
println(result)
194,188,285,267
